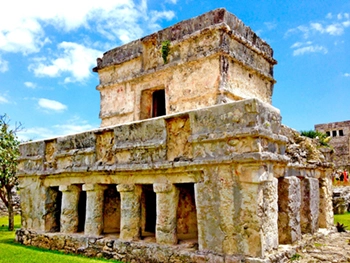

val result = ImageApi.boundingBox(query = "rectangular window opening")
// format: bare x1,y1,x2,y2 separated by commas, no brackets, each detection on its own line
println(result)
339,130,344,136
332,130,337,137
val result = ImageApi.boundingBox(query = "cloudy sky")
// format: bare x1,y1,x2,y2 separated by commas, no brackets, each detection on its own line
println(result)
0,0,349,141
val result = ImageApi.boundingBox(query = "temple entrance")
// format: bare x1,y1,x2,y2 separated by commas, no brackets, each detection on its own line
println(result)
176,183,198,241
141,185,157,238
77,190,86,233
103,185,121,234
45,186,62,233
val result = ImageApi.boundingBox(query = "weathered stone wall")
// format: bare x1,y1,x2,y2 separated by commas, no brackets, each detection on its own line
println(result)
16,98,334,262
94,8,276,127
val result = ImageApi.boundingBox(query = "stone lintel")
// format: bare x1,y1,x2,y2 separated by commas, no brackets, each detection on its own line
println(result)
238,163,275,183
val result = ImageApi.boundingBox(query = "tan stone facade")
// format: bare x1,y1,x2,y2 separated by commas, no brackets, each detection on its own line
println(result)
16,9,333,263
315,120,350,168
93,9,276,127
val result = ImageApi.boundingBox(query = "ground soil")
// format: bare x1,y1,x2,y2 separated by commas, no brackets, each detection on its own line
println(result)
292,230,350,262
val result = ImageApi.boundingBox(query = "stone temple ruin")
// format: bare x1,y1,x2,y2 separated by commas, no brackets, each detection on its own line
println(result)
16,9,334,263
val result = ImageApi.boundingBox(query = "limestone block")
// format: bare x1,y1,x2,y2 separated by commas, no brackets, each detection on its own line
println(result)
278,176,301,244
117,184,142,241
237,179,278,258
83,184,108,236
300,177,320,234
166,116,192,161
154,183,179,245
195,167,225,253
319,176,334,228
59,185,81,233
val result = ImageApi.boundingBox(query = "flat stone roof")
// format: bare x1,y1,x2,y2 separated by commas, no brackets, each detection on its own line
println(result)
93,8,275,72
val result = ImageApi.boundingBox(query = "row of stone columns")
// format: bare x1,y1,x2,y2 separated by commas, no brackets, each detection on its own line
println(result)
58,183,181,245
278,175,332,244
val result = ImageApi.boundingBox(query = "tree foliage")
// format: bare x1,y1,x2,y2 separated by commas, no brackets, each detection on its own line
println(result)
300,130,331,147
0,114,21,230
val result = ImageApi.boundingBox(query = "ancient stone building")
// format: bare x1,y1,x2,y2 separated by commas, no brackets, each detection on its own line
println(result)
16,9,333,263
315,120,350,168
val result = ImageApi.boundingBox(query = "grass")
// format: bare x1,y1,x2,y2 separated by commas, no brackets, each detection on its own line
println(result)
334,212,350,230
0,215,122,263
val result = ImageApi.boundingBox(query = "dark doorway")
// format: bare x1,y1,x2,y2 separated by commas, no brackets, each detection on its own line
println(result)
45,187,62,232
152,89,166,117
77,191,86,232
176,183,198,240
141,185,157,234
103,185,121,234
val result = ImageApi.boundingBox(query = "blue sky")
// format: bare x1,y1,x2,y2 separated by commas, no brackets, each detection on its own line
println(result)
1,0,349,141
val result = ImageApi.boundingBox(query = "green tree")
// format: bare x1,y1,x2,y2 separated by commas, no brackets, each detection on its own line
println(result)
0,114,21,230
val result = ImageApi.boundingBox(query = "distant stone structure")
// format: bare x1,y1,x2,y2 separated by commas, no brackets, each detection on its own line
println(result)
16,9,333,262
315,120,350,168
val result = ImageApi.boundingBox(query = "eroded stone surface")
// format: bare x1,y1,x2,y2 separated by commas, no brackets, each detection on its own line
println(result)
16,8,334,263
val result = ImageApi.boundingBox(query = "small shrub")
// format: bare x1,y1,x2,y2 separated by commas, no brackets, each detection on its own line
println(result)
290,253,301,261
336,222,347,232
161,40,171,64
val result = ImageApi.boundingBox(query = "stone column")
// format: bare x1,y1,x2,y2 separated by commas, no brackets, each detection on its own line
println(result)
83,184,107,236
237,164,279,258
117,184,142,241
319,172,334,228
278,176,301,244
154,183,179,245
59,185,81,233
300,177,320,234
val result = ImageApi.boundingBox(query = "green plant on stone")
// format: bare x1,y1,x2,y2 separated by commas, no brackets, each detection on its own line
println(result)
290,253,301,261
300,130,331,147
161,40,171,64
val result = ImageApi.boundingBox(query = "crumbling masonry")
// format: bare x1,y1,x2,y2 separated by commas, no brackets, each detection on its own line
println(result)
16,9,333,263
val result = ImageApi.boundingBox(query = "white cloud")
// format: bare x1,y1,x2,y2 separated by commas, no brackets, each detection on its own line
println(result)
0,95,9,104
293,45,328,56
30,42,102,83
17,115,97,141
287,12,350,39
0,57,8,72
344,73,350,77
38,98,67,111
0,1,176,54
264,22,277,30
24,82,37,89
